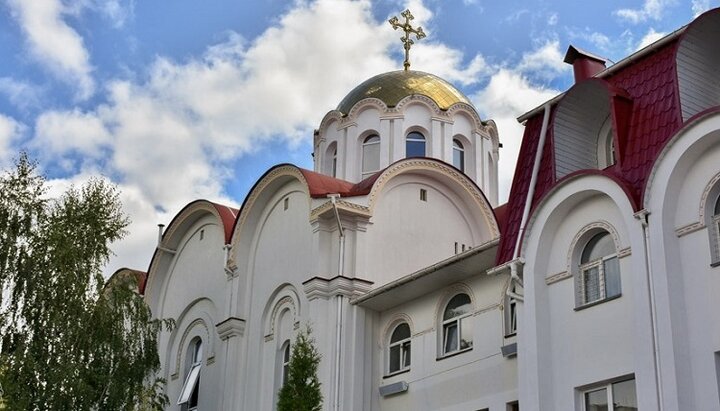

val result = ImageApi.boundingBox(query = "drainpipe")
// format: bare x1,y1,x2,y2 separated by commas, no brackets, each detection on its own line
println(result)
156,223,176,254
328,194,344,411
507,103,551,300
635,210,663,410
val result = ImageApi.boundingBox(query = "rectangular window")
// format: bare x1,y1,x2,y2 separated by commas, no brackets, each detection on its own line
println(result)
715,352,720,404
580,257,621,306
284,197,289,210
443,322,458,353
583,378,637,411
177,363,201,405
714,215,720,259
505,287,518,337
507,401,519,411
420,188,427,201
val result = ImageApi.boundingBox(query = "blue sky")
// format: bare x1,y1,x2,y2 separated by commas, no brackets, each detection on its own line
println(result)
0,0,714,273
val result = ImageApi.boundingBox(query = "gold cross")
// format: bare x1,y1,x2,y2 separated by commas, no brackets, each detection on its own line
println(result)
389,9,426,71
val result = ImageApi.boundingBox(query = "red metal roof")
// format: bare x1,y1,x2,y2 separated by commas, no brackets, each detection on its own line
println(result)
497,38,683,265
210,202,239,243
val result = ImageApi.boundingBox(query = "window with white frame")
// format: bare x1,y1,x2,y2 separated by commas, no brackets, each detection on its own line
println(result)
178,338,202,410
452,139,465,172
713,195,720,256
441,293,473,355
597,116,616,169
505,285,518,337
583,378,637,411
281,340,291,385
577,231,621,306
330,144,338,177
388,323,411,374
362,135,380,179
406,132,426,158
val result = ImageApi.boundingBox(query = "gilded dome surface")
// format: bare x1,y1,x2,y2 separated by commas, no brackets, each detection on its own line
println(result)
336,70,472,115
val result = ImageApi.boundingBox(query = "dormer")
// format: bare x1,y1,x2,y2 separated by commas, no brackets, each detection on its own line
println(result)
676,8,720,122
552,79,633,179
314,70,500,205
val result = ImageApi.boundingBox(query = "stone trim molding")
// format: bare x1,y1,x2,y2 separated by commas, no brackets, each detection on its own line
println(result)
171,318,215,380
546,271,572,285
302,275,374,300
216,317,246,340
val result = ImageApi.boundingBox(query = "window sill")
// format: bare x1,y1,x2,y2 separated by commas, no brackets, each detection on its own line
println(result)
574,293,621,311
504,332,517,339
711,260,720,268
436,346,472,361
383,368,410,379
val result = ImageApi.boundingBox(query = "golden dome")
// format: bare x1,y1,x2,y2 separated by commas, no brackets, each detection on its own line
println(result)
336,70,472,115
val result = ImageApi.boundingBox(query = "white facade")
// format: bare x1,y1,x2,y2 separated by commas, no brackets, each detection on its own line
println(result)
129,9,720,411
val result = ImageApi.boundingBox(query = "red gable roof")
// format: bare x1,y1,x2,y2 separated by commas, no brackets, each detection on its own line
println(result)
498,38,683,265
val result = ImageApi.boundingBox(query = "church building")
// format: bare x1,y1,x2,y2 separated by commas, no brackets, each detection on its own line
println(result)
117,7,720,411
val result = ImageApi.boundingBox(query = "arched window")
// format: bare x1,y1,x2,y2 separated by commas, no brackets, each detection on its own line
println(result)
713,194,720,261
331,147,337,177
406,132,426,158
388,323,411,374
281,340,291,385
441,294,473,355
452,139,465,172
578,231,620,306
178,338,202,409
362,135,380,179
326,142,338,177
598,117,616,168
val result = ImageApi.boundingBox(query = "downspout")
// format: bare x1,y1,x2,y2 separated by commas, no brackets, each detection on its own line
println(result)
635,210,664,410
328,194,344,411
156,223,176,254
507,103,551,300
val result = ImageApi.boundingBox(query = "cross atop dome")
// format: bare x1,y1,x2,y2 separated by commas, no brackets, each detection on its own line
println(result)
388,9,426,71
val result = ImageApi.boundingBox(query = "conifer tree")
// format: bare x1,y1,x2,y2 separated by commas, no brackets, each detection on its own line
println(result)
277,325,323,411
0,154,171,410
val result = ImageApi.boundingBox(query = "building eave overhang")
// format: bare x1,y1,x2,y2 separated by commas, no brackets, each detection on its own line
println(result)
350,238,499,311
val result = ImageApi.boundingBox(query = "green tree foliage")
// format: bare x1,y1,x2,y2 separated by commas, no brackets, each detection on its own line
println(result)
277,325,323,411
0,154,171,410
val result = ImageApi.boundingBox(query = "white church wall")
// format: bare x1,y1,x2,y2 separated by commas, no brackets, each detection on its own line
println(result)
239,183,315,410
362,174,478,284
150,215,226,411
519,175,657,411
373,273,517,411
644,113,720,410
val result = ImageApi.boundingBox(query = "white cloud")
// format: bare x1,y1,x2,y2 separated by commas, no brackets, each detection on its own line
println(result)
614,0,676,24
7,0,95,100
691,0,712,17
636,28,666,50
0,77,42,110
33,109,112,165
26,0,493,275
547,12,559,26
0,114,23,168
516,40,571,80
472,40,566,201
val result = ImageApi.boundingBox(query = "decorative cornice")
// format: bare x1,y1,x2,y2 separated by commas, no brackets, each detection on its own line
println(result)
546,271,571,285
302,275,374,300
310,199,371,220
617,247,632,258
216,317,246,340
675,221,704,237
